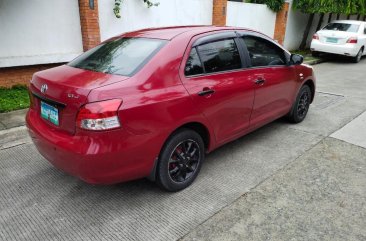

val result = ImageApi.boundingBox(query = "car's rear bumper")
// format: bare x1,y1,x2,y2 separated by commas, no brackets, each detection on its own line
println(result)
26,108,158,184
310,40,360,57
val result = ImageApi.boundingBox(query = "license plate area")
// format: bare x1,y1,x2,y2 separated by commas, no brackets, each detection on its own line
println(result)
326,37,338,43
41,101,59,126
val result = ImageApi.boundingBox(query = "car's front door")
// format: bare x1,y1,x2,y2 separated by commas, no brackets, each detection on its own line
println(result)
240,34,298,129
181,33,255,144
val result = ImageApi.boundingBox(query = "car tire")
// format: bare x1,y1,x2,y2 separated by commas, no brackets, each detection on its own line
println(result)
352,48,363,63
156,129,205,192
287,85,312,124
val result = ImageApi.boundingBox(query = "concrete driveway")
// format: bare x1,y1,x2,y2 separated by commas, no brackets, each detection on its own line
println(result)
1,58,366,241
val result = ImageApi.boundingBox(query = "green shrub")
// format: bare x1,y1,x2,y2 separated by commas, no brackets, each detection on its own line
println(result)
0,85,30,113
247,0,285,12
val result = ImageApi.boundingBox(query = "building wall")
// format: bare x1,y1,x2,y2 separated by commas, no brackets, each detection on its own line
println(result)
282,5,309,50
226,2,277,38
79,0,101,51
98,0,213,41
274,2,290,45
213,0,227,26
2,0,362,88
0,64,62,88
0,0,83,68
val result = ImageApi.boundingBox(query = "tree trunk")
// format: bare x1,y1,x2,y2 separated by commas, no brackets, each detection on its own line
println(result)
328,13,333,23
347,14,350,20
300,13,314,50
337,13,340,20
364,15,366,21
317,13,325,31
357,14,361,20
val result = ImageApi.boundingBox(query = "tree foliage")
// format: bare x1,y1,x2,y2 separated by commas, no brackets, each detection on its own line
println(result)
292,0,366,15
247,0,285,12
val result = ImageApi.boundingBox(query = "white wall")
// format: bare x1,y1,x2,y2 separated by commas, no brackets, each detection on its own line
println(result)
0,0,83,68
283,5,309,50
98,0,213,41
226,2,277,38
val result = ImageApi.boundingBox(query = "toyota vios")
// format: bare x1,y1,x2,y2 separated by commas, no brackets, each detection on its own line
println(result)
311,20,366,63
27,26,316,191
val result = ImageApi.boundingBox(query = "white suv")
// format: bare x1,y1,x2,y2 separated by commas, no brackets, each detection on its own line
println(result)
310,20,366,63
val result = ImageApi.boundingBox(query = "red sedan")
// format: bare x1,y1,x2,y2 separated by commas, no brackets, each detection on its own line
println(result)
26,26,316,191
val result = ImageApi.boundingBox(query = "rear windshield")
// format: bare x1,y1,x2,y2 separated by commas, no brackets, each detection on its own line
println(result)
323,23,360,33
68,37,166,76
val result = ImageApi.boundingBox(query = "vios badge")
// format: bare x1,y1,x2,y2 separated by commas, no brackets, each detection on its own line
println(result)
41,84,48,94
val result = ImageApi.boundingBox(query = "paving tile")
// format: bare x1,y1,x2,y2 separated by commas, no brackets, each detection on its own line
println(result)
182,138,366,241
0,109,27,129
331,111,366,149
0,122,6,130
0,123,322,241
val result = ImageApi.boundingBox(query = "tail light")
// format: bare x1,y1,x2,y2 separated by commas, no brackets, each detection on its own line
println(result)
76,99,122,131
312,34,319,40
347,37,358,44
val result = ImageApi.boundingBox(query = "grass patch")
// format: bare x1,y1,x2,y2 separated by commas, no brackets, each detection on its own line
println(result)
291,49,312,56
0,85,30,113
292,49,323,64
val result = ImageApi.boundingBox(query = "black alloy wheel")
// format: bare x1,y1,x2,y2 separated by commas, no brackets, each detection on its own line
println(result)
168,140,200,183
156,129,204,192
288,85,312,123
297,89,310,120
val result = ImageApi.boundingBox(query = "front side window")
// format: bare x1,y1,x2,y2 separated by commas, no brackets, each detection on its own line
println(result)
323,23,360,33
196,39,242,74
243,36,287,67
68,37,166,76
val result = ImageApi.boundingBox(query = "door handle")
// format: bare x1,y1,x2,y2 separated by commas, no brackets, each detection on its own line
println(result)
255,78,266,85
198,88,215,96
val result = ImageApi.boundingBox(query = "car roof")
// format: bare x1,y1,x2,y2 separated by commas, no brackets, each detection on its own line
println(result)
331,20,366,25
121,25,258,40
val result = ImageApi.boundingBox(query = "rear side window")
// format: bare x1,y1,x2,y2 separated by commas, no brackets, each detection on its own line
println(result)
68,37,166,76
243,36,286,67
323,23,360,33
185,48,204,76
196,39,242,74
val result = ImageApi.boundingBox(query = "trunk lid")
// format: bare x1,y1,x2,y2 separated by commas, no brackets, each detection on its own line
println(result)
30,65,129,134
317,30,356,45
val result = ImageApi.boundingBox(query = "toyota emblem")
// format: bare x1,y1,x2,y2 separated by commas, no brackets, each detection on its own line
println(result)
41,84,48,94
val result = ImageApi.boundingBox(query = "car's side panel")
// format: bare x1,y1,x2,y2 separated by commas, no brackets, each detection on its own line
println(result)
178,32,255,145
83,36,218,182
245,66,298,129
294,65,317,102
182,71,255,144
237,33,298,129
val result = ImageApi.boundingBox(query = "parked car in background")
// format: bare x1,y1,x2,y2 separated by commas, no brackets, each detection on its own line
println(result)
311,20,366,63
26,26,316,192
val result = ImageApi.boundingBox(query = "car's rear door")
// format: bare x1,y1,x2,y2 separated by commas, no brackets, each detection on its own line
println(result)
180,32,255,144
238,33,298,129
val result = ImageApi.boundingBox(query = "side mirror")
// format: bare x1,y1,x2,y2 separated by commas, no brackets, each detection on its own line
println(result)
290,54,304,65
